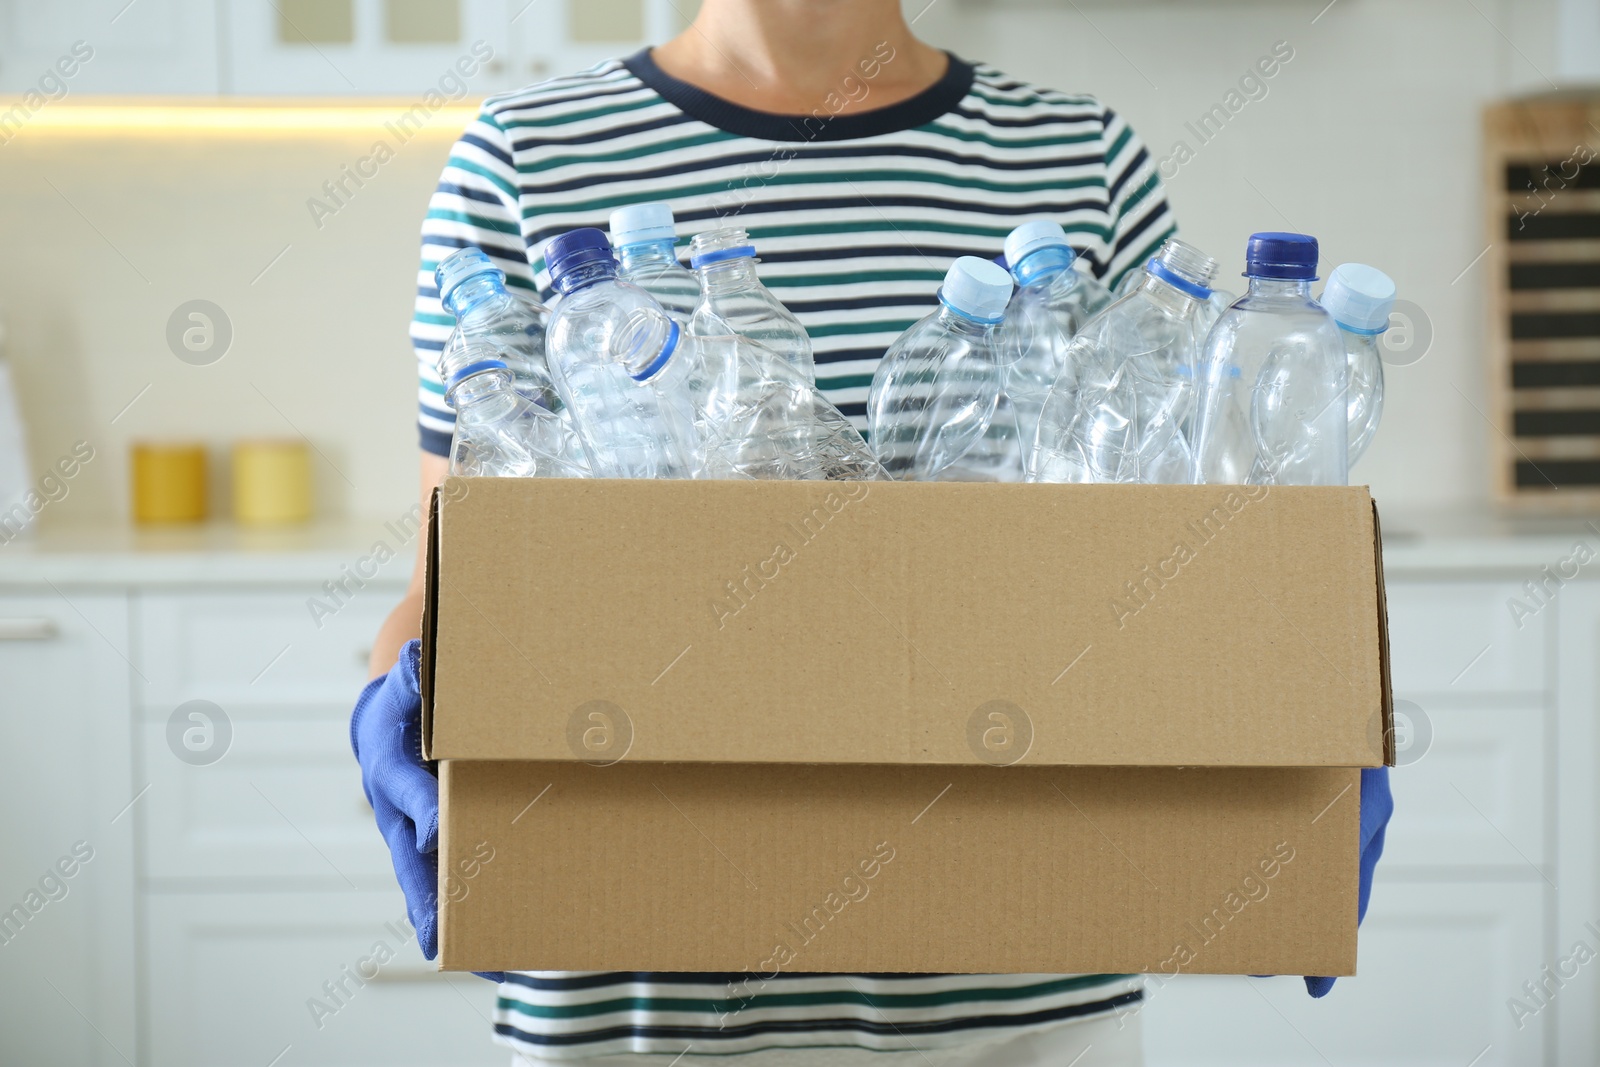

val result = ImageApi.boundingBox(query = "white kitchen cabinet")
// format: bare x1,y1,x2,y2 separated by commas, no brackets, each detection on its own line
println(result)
0,593,138,1067
144,891,503,1066
222,0,684,96
134,590,391,712
1555,583,1600,1065
0,0,221,94
1143,882,1550,1067
139,713,394,884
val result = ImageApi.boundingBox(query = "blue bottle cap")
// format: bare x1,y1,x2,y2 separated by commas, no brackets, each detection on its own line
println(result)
545,228,616,282
939,257,1014,324
1321,263,1396,334
435,246,503,304
1245,232,1319,281
1003,219,1072,273
609,202,677,246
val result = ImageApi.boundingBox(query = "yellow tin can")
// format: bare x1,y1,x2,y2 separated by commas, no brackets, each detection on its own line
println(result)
131,443,208,524
232,439,312,525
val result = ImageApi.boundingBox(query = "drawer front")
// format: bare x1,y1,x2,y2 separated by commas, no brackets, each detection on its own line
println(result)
1386,580,1548,695
1142,881,1547,1066
135,590,400,712
143,891,504,1067
1382,703,1548,869
139,714,393,882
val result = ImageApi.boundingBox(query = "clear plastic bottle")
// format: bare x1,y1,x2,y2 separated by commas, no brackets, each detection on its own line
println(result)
1000,220,1115,447
613,311,884,481
1029,238,1219,484
1193,232,1349,486
609,202,700,322
868,257,1020,481
1119,255,1235,335
438,341,589,478
435,247,560,412
542,228,702,479
688,229,815,380
1320,263,1396,468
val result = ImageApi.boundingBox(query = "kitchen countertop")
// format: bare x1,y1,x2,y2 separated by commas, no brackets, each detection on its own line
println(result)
0,503,1596,586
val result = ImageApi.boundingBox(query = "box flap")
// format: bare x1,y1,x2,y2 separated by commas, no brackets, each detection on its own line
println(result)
420,485,442,760
1370,498,1396,766
438,760,1360,976
427,479,1388,768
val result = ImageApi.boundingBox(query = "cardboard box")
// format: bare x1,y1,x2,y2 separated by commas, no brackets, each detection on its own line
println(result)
422,478,1392,976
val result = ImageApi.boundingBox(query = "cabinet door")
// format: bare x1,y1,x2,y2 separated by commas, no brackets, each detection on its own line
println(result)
1142,882,1549,1066
140,711,393,884
510,0,684,85
145,890,505,1066
0,594,137,1067
1556,584,1600,1064
0,0,220,94
222,0,521,96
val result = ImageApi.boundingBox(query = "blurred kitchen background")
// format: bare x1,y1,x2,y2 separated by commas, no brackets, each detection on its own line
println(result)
2,1,1599,1066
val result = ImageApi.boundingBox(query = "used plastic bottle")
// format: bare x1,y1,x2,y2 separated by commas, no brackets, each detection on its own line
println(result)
1320,263,1396,467
1028,238,1219,484
1193,232,1349,486
613,310,884,481
1000,220,1115,447
688,228,815,380
1118,255,1235,337
867,257,1020,481
609,202,700,322
438,340,589,478
435,247,560,411
542,228,702,479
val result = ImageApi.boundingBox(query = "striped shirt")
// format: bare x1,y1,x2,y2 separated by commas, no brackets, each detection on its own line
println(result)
409,49,1171,1062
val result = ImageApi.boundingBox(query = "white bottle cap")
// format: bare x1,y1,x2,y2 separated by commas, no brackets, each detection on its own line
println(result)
609,202,677,247
1003,219,1072,271
940,257,1014,323
1321,263,1396,334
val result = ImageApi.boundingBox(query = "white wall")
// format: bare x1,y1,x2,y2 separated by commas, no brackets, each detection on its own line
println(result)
0,0,1574,526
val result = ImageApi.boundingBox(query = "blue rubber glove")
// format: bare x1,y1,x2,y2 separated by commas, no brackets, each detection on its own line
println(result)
1304,766,1393,997
351,639,503,982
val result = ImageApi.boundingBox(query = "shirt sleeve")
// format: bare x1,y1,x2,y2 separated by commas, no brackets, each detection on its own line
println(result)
1097,107,1178,293
410,106,533,457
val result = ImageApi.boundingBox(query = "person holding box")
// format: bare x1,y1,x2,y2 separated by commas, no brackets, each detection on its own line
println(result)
352,1,1392,1064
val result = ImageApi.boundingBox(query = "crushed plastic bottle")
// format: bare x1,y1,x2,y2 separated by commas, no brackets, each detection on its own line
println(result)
613,311,884,481
868,257,1020,481
1000,220,1115,447
688,229,815,379
1320,263,1396,467
1028,238,1219,484
610,202,700,322
1193,232,1349,486
435,247,560,411
542,228,702,479
438,340,588,478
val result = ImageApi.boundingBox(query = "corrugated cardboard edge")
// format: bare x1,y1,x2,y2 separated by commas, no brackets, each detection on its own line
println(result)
1371,497,1396,767
420,485,442,761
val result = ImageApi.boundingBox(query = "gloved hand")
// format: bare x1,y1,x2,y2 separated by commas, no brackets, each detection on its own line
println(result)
1304,766,1393,997
351,639,503,982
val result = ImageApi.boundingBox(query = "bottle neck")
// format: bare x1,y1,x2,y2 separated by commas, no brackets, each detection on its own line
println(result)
1339,324,1386,352
1012,246,1077,289
936,304,999,337
697,256,762,295
550,259,618,295
617,240,683,274
447,367,516,408
443,275,507,320
1246,276,1315,299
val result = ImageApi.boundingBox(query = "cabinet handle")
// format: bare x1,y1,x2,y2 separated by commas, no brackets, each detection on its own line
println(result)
0,618,59,641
